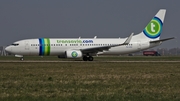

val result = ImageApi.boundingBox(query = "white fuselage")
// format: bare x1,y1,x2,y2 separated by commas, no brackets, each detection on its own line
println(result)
5,38,160,56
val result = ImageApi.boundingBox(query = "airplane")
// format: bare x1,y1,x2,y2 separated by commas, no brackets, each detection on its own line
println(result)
5,9,174,61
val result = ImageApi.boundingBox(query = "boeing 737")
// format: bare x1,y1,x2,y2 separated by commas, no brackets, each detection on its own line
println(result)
5,9,174,61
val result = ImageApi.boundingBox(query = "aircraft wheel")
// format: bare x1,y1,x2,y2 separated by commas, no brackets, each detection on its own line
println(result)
88,56,93,61
83,56,88,61
20,57,24,61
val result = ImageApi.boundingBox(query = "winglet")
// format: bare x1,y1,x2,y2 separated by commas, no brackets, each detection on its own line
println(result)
122,33,134,45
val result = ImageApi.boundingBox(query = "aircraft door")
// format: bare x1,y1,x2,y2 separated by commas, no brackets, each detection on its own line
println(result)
22,41,31,55
137,40,141,50
25,41,30,50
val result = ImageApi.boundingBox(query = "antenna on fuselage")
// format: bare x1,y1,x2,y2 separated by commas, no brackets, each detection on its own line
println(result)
94,36,97,39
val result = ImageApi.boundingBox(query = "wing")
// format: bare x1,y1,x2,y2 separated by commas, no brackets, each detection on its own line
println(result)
80,33,134,54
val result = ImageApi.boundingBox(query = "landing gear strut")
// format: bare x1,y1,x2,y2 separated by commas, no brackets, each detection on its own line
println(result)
83,56,94,61
20,57,24,61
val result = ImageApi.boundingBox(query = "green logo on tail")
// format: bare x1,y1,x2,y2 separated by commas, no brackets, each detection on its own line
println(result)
143,17,163,39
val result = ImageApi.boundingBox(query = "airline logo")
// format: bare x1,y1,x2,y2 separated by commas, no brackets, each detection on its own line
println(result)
71,51,78,58
57,40,93,43
39,38,51,56
143,17,163,39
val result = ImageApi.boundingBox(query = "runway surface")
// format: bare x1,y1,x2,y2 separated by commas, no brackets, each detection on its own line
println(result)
0,60,180,63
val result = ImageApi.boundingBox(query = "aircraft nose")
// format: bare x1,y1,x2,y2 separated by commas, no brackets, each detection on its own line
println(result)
5,46,12,53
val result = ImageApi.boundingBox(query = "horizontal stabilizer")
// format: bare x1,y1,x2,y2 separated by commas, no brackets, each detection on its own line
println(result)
150,37,175,43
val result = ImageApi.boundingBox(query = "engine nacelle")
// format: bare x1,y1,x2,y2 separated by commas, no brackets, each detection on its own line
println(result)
66,50,82,58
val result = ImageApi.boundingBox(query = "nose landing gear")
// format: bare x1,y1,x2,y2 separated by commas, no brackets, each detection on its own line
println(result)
15,55,24,61
20,57,24,61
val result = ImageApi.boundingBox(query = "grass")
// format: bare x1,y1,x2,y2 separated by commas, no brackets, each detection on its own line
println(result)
1,55,180,61
0,61,180,101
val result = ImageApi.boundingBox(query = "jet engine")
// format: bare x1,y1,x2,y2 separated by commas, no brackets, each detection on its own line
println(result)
66,50,82,58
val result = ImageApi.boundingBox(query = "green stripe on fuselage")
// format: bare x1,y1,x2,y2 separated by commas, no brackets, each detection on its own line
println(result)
44,38,50,55
47,38,50,55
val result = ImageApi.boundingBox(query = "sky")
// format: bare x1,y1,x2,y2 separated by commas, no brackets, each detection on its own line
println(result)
0,1,179,48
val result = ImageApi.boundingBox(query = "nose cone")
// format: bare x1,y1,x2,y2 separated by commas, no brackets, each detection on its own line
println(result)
5,46,11,53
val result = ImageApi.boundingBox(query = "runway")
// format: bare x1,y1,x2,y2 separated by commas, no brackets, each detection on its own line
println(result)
0,60,180,63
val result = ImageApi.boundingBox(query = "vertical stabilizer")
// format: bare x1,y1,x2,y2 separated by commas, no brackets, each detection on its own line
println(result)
134,9,166,41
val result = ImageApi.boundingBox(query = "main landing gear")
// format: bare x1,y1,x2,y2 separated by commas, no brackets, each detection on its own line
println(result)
83,56,94,61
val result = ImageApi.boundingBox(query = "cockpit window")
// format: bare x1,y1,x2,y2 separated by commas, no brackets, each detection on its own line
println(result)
11,43,19,46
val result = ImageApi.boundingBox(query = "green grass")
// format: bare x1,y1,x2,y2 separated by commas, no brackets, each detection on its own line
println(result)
0,62,180,101
1,56,180,61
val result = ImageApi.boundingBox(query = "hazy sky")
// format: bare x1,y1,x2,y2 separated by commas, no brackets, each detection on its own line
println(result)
0,1,179,48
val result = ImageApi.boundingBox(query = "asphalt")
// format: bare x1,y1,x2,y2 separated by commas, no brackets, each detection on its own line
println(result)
0,60,180,63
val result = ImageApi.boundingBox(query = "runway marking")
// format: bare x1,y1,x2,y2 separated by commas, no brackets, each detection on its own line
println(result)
0,60,180,63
